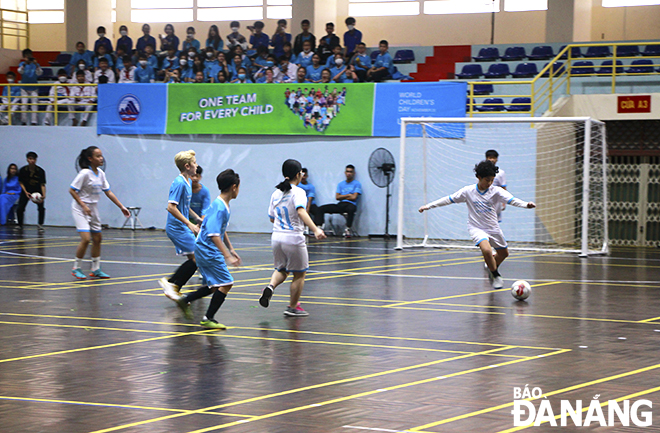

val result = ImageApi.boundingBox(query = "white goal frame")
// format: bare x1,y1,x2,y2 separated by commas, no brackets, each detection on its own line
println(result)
395,117,609,257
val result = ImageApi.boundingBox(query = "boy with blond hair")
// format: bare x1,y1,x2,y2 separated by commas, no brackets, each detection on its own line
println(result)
160,150,204,299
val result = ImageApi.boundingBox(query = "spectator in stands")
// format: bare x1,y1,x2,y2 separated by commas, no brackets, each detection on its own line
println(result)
159,24,180,53
249,21,269,51
325,45,343,68
68,42,93,75
179,52,194,82
320,68,334,83
134,53,155,83
193,71,206,83
229,54,242,79
118,57,136,83
343,17,362,60
271,19,291,59
329,54,349,83
277,56,297,83
253,46,270,69
206,25,223,52
0,71,20,125
205,51,226,82
69,70,95,126
254,54,279,82
306,54,324,83
17,49,42,126
293,19,315,55
94,58,116,83
367,40,394,82
316,165,362,236
257,67,278,83
295,40,314,68
136,24,156,55
215,69,228,83
165,69,181,83
191,55,205,82
352,42,371,82
161,46,179,79
233,45,252,69
294,66,308,83
43,69,71,126
231,67,252,83
117,25,133,54
318,23,340,63
93,45,114,70
226,21,248,52
144,44,158,71
281,42,294,62
94,26,113,54
183,26,200,52
71,59,92,83
344,69,356,83
115,45,128,71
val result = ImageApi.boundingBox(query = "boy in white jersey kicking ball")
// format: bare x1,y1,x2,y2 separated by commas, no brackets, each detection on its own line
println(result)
418,160,535,289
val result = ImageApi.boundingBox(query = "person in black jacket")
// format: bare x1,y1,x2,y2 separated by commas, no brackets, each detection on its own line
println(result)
318,22,340,63
17,151,46,232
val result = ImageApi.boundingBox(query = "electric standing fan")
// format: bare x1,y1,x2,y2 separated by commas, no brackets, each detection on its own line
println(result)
368,147,396,238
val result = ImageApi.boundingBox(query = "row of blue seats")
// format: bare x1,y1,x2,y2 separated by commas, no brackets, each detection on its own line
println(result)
467,97,531,112
473,45,660,62
457,59,660,79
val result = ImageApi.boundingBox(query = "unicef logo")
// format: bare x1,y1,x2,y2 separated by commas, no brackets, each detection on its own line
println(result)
117,94,141,124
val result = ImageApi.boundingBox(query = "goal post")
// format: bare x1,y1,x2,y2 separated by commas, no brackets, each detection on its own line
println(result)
396,117,608,256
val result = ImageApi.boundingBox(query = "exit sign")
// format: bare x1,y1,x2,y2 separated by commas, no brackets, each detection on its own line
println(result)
618,95,651,113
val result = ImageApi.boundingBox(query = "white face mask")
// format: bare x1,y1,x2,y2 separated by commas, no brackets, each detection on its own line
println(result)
303,49,310,54
98,33,105,38
231,27,239,32
120,30,127,36
78,65,85,70
180,59,188,66
335,58,344,66
58,76,68,83
347,25,355,31
187,33,195,39
188,51,195,57
7,78,14,83
206,52,213,58
139,60,147,66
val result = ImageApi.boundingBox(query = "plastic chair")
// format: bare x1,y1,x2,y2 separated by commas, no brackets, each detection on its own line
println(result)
455,64,483,79
370,51,379,61
393,50,414,63
473,47,500,62
38,68,54,81
571,61,595,75
615,45,639,57
584,46,611,58
559,45,583,59
506,97,531,112
477,98,505,112
626,59,654,74
597,60,623,74
49,53,72,66
641,45,660,57
471,84,494,95
528,46,554,61
510,62,538,78
483,63,510,78
541,62,565,77
501,46,526,61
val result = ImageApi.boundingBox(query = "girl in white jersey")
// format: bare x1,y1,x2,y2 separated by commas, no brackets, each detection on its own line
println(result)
419,160,535,289
259,159,326,317
69,146,130,280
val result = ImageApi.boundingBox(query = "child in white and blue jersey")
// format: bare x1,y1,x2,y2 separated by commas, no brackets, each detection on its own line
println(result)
419,160,535,289
69,146,129,280
168,169,242,329
259,159,326,317
159,150,204,298
190,165,211,223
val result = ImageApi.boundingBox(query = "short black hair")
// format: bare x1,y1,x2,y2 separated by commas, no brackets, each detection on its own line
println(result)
22,48,32,57
254,21,264,29
326,22,335,27
76,41,85,47
138,53,147,59
57,68,66,75
302,167,308,174
357,42,366,47
277,19,287,26
98,58,109,64
278,55,289,62
75,70,85,77
474,160,499,178
346,164,355,170
345,17,356,25
217,169,240,192
301,19,310,25
26,151,38,159
97,26,106,33
98,75,109,84
196,165,203,175
485,149,499,159
187,26,195,33
379,40,388,46
230,21,240,27
117,44,127,52
6,71,16,78
123,55,132,63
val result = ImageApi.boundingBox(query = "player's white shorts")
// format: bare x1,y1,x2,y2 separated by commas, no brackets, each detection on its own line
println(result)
469,227,507,250
72,201,102,233
272,232,308,273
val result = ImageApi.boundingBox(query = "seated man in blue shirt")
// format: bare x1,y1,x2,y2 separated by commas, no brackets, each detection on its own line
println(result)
317,164,362,237
368,39,394,82
68,42,94,75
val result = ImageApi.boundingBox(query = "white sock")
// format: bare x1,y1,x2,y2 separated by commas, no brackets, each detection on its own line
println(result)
91,257,100,272
73,258,83,270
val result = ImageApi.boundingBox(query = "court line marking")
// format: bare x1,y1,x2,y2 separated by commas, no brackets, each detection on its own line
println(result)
87,347,522,433
407,361,660,431
515,313,660,325
496,385,660,433
0,320,178,335
639,315,660,322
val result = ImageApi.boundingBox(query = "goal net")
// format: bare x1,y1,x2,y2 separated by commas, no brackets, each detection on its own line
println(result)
396,117,608,256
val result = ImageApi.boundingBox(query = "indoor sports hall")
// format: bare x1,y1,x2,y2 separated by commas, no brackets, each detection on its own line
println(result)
1,1,660,432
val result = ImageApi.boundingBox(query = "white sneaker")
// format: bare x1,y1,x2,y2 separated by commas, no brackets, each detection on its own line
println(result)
492,275,504,289
37,224,45,233
343,227,352,238
485,264,494,282
159,277,181,301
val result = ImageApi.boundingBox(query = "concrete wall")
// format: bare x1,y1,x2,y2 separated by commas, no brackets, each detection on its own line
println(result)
0,48,23,75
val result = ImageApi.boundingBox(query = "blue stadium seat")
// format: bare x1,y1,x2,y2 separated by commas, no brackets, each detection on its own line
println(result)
571,61,595,75
471,84,494,95
510,62,538,78
528,46,554,60
597,60,623,74
626,59,654,74
473,47,500,62
483,63,510,78
38,67,54,81
615,45,639,57
641,45,660,57
455,64,483,79
584,46,611,58
477,98,505,112
49,53,71,66
559,45,582,59
506,97,531,112
370,51,379,61
393,50,414,63
501,46,526,61
541,62,565,77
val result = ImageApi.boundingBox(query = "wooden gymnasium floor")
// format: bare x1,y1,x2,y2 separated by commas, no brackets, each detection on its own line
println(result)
1,226,659,433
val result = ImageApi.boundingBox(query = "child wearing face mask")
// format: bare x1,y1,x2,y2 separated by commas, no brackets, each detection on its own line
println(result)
226,21,248,52
134,54,156,83
230,67,253,84
43,69,71,126
254,54,279,82
182,26,201,52
67,42,93,75
325,45,344,68
329,54,348,83
94,26,113,54
116,25,133,54
179,53,195,82
70,60,92,84
294,40,314,68
0,71,21,125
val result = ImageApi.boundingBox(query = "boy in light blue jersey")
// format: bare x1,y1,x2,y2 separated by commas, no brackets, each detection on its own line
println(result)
317,164,362,237
190,165,211,224
167,169,242,329
17,49,42,125
134,53,155,83
352,42,371,82
367,40,394,82
305,54,325,83
159,150,203,297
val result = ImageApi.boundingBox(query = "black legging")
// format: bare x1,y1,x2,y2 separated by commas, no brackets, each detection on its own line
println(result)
17,191,45,226
317,202,357,228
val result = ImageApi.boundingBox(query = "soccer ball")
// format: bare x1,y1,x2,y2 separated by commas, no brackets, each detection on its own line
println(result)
30,192,43,203
511,280,531,301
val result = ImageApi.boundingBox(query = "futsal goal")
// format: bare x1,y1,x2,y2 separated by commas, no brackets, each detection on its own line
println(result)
396,117,608,256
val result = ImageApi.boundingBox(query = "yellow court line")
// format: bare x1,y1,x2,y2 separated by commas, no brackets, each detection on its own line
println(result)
0,259,71,268
88,347,519,433
639,315,660,323
0,320,178,335
496,385,660,432
516,313,660,325
408,360,660,431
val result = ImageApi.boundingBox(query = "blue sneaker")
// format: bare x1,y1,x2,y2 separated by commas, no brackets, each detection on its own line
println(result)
72,268,87,280
89,269,110,279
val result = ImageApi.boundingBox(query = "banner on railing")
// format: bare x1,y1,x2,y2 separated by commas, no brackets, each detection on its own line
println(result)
97,82,466,137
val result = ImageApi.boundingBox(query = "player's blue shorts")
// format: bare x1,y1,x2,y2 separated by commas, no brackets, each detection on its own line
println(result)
166,227,196,256
195,252,233,288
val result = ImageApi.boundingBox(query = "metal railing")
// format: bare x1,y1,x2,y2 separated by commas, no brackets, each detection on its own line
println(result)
0,8,28,51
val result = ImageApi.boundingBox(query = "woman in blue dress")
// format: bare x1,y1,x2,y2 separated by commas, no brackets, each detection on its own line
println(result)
0,164,20,225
